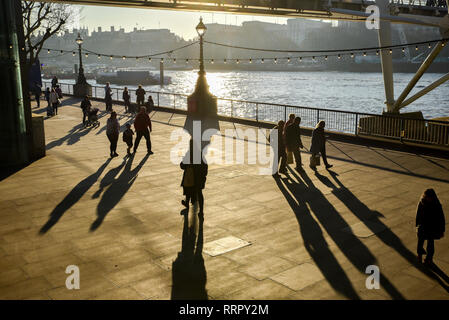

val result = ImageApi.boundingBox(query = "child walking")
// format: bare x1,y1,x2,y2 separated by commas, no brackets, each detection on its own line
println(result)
123,123,134,156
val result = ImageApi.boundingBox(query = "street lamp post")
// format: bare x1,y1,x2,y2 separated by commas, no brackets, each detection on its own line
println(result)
184,18,219,145
73,32,91,97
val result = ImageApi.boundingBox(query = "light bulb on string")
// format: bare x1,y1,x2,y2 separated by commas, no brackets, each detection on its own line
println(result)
60,50,63,54
249,58,252,64
351,52,354,58
325,55,328,61
224,59,227,64
402,47,405,53
98,55,101,59
442,42,446,47
161,58,164,63
428,43,431,49
72,52,75,56
376,50,379,56
47,49,50,54
236,59,240,64
211,59,214,64
9,44,13,49
389,49,392,54
415,46,419,51
261,58,264,63
274,58,277,64
136,57,139,61
299,57,302,62
173,58,176,63
186,59,189,64
148,57,152,62
85,53,88,58
110,55,113,60
337,54,341,59
312,56,315,61
287,57,291,63
363,52,366,57
122,56,126,60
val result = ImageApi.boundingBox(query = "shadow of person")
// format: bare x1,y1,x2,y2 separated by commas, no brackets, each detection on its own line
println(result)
323,169,449,294
92,159,127,199
90,154,149,232
39,159,111,234
46,123,90,150
273,174,360,299
171,209,207,300
290,168,405,299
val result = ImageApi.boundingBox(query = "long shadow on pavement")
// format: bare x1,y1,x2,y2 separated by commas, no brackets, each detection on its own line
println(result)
39,159,111,234
322,170,449,294
171,210,208,300
278,168,405,299
90,153,149,231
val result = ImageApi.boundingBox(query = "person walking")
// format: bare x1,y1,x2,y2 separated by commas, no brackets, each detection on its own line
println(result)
285,116,304,170
55,85,63,99
310,120,333,170
44,87,50,107
106,111,120,158
136,85,146,108
51,75,58,88
104,82,113,112
145,95,154,114
133,106,152,154
80,95,92,126
122,123,134,156
416,188,445,265
180,140,208,217
284,113,295,135
270,120,287,175
49,88,59,115
122,87,131,113
33,83,42,108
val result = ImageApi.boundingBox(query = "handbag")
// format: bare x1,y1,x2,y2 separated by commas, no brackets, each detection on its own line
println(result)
287,151,294,164
310,154,321,167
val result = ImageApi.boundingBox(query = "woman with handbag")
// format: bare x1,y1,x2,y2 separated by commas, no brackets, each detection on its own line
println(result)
416,188,445,265
310,120,333,170
49,88,59,116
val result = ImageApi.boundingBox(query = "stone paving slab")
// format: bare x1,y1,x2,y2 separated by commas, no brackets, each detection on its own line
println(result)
0,98,449,300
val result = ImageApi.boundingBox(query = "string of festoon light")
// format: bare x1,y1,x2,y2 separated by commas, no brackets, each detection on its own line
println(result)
37,37,448,64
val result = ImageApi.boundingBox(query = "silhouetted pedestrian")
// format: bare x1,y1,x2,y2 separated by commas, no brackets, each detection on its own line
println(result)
51,75,58,88
180,140,208,217
123,87,131,113
33,83,42,108
106,111,120,158
310,120,333,170
80,95,92,125
283,113,295,135
44,87,50,107
146,95,154,114
122,123,134,156
416,188,445,265
105,82,113,112
133,106,152,154
55,85,63,99
49,88,59,115
136,85,146,107
270,120,287,175
285,116,304,170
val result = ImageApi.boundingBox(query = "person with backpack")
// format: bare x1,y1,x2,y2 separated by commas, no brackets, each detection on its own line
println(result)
416,188,445,265
122,123,134,156
49,88,59,115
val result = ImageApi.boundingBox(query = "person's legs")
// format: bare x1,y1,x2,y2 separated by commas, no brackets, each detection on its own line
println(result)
425,239,435,263
35,95,40,108
134,131,143,153
279,151,287,173
417,236,426,262
83,112,87,125
53,103,58,115
321,148,332,168
143,129,152,152
198,189,204,215
107,134,114,157
310,152,318,170
112,134,118,156
293,148,302,168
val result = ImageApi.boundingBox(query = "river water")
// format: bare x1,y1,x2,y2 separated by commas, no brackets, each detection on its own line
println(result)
50,70,449,119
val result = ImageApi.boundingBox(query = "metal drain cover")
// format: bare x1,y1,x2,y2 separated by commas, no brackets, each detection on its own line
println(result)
203,236,251,257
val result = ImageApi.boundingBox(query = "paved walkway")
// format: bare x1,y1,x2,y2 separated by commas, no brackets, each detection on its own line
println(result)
1,98,449,300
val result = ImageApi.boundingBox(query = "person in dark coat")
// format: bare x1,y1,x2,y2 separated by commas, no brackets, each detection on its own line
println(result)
136,85,146,107
33,83,42,108
310,120,333,170
416,188,445,265
44,87,50,107
51,76,58,88
80,95,92,125
133,106,152,154
285,116,304,170
270,120,287,175
106,111,120,158
145,95,154,114
122,87,131,113
283,113,295,135
104,82,113,112
180,140,208,216
122,123,134,156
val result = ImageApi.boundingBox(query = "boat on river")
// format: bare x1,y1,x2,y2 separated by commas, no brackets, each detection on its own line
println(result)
96,70,171,86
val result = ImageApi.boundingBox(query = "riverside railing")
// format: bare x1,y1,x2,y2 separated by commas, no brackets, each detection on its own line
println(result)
43,81,448,147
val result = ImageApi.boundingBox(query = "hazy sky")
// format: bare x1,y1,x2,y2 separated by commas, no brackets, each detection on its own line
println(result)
74,5,289,40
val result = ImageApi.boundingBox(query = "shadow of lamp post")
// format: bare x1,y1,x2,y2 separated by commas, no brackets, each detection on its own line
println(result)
184,18,220,149
73,32,92,97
